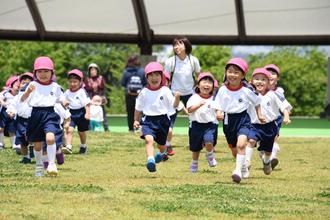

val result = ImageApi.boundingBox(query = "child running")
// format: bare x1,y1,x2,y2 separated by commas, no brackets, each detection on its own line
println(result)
214,58,265,183
62,69,90,154
21,56,68,177
246,68,291,176
186,72,219,173
133,62,180,172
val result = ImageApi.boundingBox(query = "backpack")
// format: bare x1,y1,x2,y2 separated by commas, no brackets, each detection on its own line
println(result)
127,72,143,96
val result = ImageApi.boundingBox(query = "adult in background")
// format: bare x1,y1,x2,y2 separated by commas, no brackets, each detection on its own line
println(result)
121,55,146,132
84,63,109,132
164,36,201,106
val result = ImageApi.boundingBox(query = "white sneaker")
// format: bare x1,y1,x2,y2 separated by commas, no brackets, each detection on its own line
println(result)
206,153,217,167
47,163,58,177
232,170,242,183
242,164,250,179
35,164,44,177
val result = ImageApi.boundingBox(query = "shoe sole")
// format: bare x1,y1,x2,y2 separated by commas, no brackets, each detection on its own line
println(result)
263,165,272,175
146,162,156,172
232,174,241,183
62,148,72,154
271,158,279,170
47,170,58,177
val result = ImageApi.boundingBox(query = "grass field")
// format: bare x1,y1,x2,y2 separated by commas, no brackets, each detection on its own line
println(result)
1,131,330,219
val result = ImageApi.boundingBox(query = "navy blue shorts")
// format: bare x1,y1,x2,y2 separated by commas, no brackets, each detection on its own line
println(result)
0,107,16,135
141,115,170,146
27,107,61,142
275,115,283,135
180,94,192,107
169,113,177,128
70,108,89,132
189,121,217,152
15,116,29,146
223,110,251,148
248,121,278,153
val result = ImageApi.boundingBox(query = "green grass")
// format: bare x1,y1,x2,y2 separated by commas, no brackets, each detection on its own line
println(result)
1,132,330,219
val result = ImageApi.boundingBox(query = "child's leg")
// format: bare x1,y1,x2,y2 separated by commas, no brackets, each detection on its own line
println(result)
19,144,31,164
145,135,156,172
205,142,217,167
190,151,200,173
46,132,58,176
245,139,256,167
33,142,44,177
0,128,4,148
263,151,272,175
228,144,237,158
166,127,175,155
78,131,87,154
63,127,74,153
232,135,247,183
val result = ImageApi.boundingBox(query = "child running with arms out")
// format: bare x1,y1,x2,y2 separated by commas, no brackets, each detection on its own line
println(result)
214,58,265,183
187,72,220,173
246,68,291,176
133,62,180,172
21,57,68,177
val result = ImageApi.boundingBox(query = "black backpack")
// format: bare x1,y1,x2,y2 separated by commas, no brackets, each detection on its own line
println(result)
127,72,143,96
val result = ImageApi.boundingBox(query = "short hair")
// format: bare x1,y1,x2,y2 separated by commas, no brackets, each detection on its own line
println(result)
68,74,82,81
172,36,192,55
126,54,141,68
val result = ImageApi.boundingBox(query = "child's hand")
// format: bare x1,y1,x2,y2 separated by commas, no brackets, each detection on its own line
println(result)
62,100,70,108
7,111,15,118
174,91,181,98
283,116,291,125
27,84,35,94
85,113,90,120
133,120,140,129
258,115,266,124
216,111,223,121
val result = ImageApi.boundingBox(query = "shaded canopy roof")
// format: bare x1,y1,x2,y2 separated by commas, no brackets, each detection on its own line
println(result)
1,0,330,54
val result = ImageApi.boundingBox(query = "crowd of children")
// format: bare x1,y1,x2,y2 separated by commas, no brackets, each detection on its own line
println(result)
1,42,292,183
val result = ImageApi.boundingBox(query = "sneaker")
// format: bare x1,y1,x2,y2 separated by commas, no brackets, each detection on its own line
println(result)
47,163,58,176
206,154,217,167
19,157,32,164
43,161,49,170
0,143,4,150
13,145,21,155
242,164,250,179
146,159,156,172
35,164,44,177
62,146,72,154
232,170,242,183
263,162,272,175
166,145,175,156
162,153,169,162
155,152,162,163
79,146,87,155
271,158,279,170
56,152,64,165
190,162,198,173
29,145,35,158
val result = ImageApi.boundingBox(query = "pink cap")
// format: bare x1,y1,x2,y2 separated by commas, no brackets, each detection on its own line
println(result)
197,72,215,82
252,68,271,79
144,62,163,76
68,69,84,80
20,72,33,81
34,56,54,72
226,58,249,75
163,71,171,80
264,64,280,75
5,75,19,88
214,79,219,89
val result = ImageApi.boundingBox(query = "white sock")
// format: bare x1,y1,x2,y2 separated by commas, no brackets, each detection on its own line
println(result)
245,147,254,164
34,150,43,166
0,132,4,145
235,154,245,172
42,154,48,163
191,159,198,164
66,144,72,150
147,156,155,162
263,154,271,164
47,143,56,165
22,154,30,159
10,136,16,147
206,150,214,158
271,142,280,160
80,144,87,148
165,141,171,146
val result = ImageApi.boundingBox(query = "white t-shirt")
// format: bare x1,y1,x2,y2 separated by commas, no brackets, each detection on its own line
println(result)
65,88,91,110
135,86,175,116
54,103,71,124
273,87,293,116
26,81,65,107
90,105,104,122
248,90,288,124
7,91,32,119
214,84,261,114
187,94,219,123
164,55,201,95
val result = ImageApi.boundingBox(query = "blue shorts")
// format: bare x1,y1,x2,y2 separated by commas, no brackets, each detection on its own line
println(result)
180,94,192,107
223,110,251,148
141,115,170,146
248,121,278,153
0,107,16,135
70,108,89,132
169,113,177,128
189,121,217,152
15,116,29,146
27,107,61,142
275,115,283,135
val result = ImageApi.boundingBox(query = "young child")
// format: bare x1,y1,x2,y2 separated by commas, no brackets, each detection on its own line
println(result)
186,72,219,173
133,62,180,172
21,56,68,177
0,75,20,152
6,72,34,163
62,69,90,155
246,68,291,176
214,58,265,183
89,95,104,132
264,64,293,169
163,71,187,156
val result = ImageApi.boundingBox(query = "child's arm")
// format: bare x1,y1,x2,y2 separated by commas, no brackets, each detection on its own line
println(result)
173,91,181,108
84,103,90,120
281,109,291,125
216,110,223,121
188,100,206,113
255,105,266,123
133,110,143,129
20,84,35,102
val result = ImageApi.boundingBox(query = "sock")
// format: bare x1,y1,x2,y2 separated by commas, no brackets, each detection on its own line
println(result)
245,147,254,164
42,154,48,162
80,144,87,148
165,141,171,146
206,150,214,158
34,150,43,166
66,144,72,150
10,136,16,147
191,159,198,164
263,154,271,164
47,143,56,165
0,132,4,145
147,156,155,162
271,142,280,160
22,153,30,159
235,154,245,172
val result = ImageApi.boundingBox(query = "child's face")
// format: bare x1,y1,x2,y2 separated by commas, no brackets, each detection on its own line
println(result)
68,77,81,91
89,67,98,77
19,77,32,89
36,69,52,83
11,81,20,94
268,70,279,88
252,73,269,94
226,65,244,87
173,41,186,56
198,78,214,96
147,72,162,89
